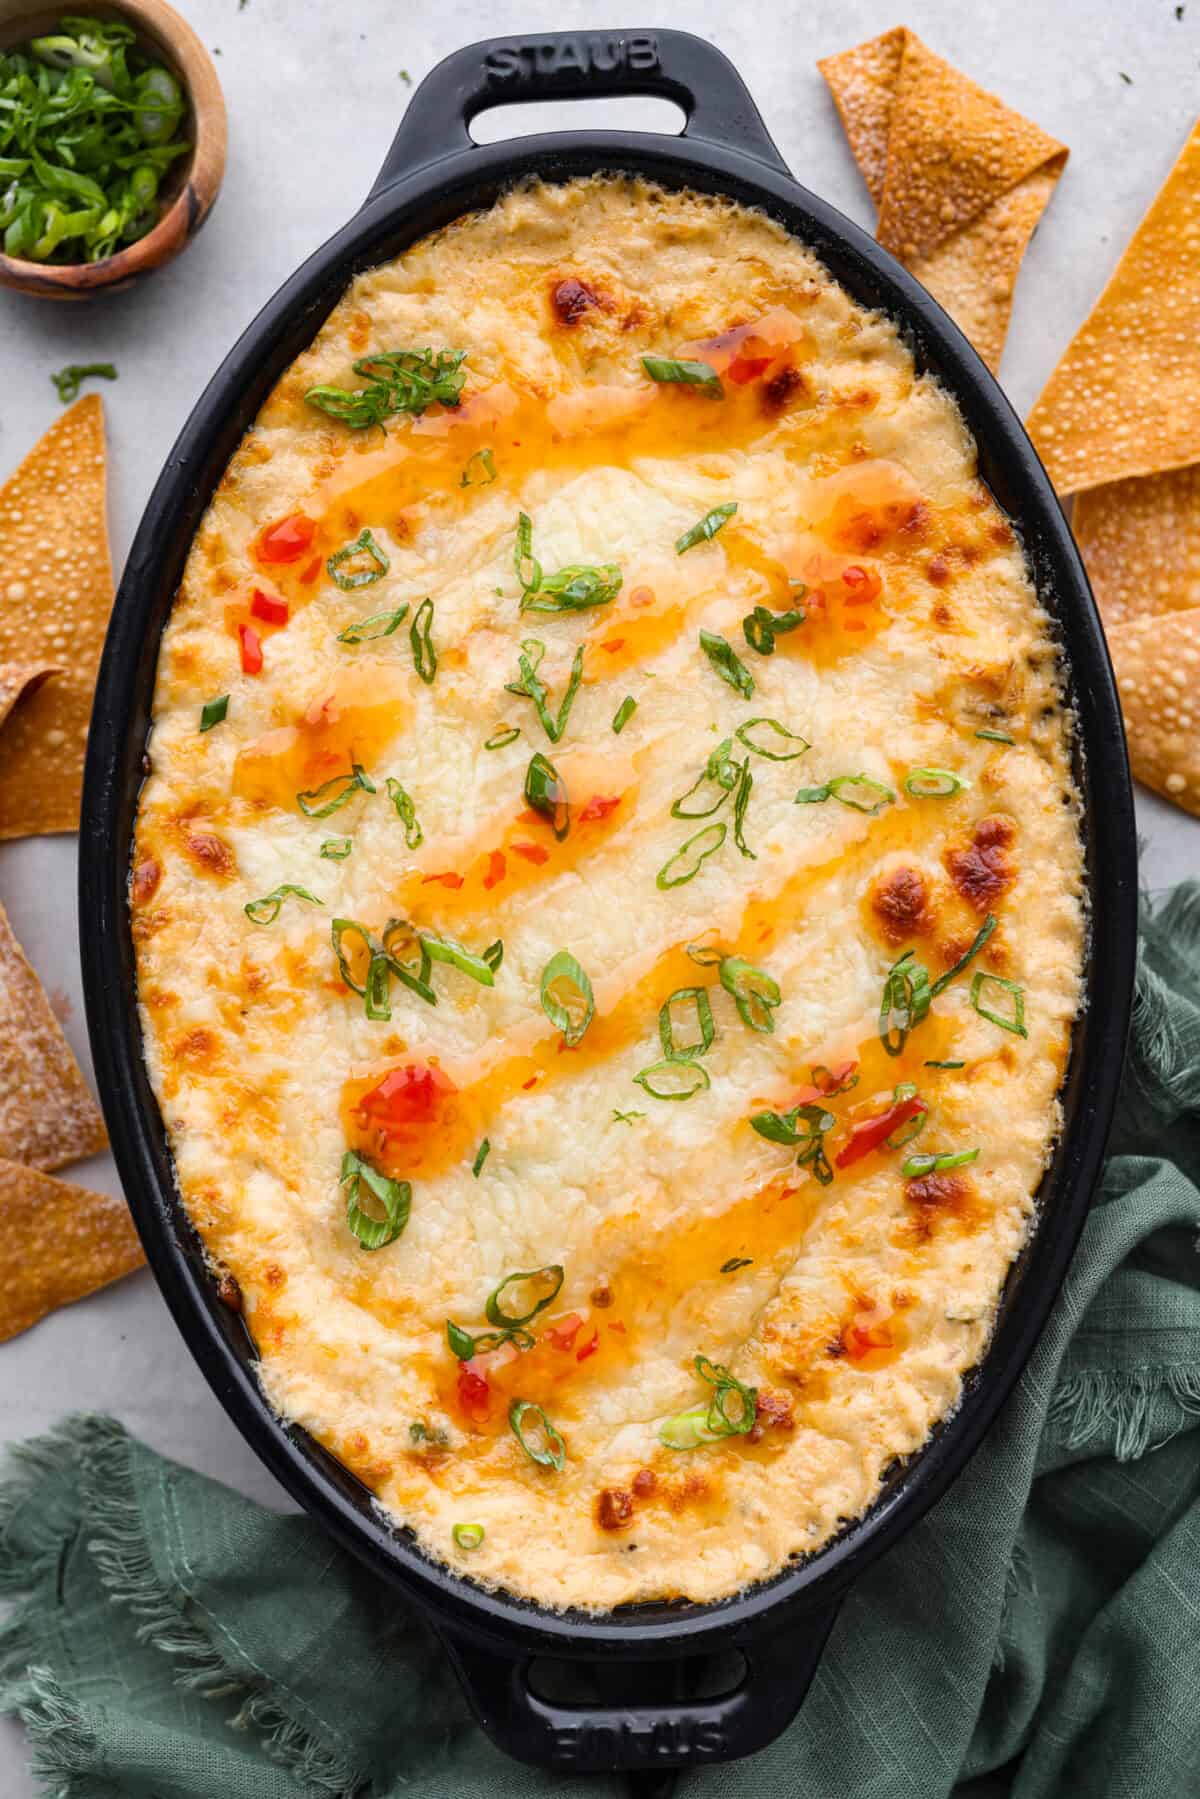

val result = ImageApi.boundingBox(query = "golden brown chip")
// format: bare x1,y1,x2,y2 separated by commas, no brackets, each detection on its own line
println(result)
819,29,1067,373
0,900,108,1171
0,661,60,732
1027,121,1200,495
0,394,112,839
0,1157,143,1342
1106,607,1200,815
1074,466,1200,629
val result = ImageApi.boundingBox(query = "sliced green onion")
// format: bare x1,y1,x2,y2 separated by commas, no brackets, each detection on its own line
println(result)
341,1150,411,1250
676,502,737,555
327,528,389,590
634,1057,711,1101
507,638,583,744
656,821,726,889
320,837,353,861
612,1108,645,1124
336,604,409,644
750,1102,835,1149
685,935,725,969
422,932,496,987
720,957,781,1034
720,1257,753,1273
409,597,437,684
51,363,117,404
671,748,736,819
487,1266,564,1327
199,694,228,732
925,1058,965,1069
331,918,373,996
904,767,971,799
742,599,806,656
364,951,392,1021
641,355,723,396
472,1139,490,1178
484,725,520,750
612,696,637,735
447,1319,534,1359
524,751,569,840
244,884,322,925
509,1398,566,1470
460,447,496,487
380,917,437,1006
902,1148,980,1178
885,1083,927,1149
975,727,1014,745
523,563,622,615
971,971,1028,1037
297,763,375,818
452,1522,485,1550
879,949,932,1056
698,629,754,700
658,987,715,1061
306,348,467,429
735,718,809,760
446,1321,477,1360
514,511,542,596
482,939,504,973
732,759,755,859
384,777,423,849
929,913,997,998
658,1402,721,1450
540,950,594,1046
795,773,895,815
660,1354,757,1448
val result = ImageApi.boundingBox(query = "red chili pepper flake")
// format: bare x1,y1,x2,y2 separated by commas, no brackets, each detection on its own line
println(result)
298,555,324,586
608,1319,626,1335
729,352,771,384
257,513,316,565
482,849,507,891
457,1361,491,1417
238,623,263,674
841,564,883,605
601,638,626,653
578,794,620,823
544,1313,584,1351
422,871,464,889
512,841,550,866
575,1328,600,1363
250,588,289,626
834,1096,926,1170
521,1075,539,1090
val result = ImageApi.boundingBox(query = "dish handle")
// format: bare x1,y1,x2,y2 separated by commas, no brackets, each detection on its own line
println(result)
367,28,789,198
434,1602,840,1772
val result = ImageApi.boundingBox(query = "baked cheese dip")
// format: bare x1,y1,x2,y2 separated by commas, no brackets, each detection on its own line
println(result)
133,178,1085,1611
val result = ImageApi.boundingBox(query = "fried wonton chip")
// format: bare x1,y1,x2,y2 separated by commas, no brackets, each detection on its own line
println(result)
819,28,1067,372
0,1157,143,1342
0,900,107,1171
1106,608,1200,816
1074,466,1200,629
1027,121,1200,495
0,394,112,839
0,662,60,733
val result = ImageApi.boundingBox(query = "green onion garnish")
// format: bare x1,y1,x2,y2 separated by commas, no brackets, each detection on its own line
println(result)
52,363,117,403
380,918,438,1005
524,751,569,840
684,936,724,968
634,1056,711,1101
384,777,423,849
971,971,1028,1036
929,914,997,998
904,767,971,799
698,629,754,700
795,773,895,815
902,1147,980,1178
447,1319,535,1359
676,502,737,555
732,759,755,859
199,694,228,732
612,1108,645,1124
657,821,726,889
472,1139,490,1178
509,1399,566,1470
641,355,723,397
332,917,436,1012
482,939,504,973
364,952,392,1021
320,837,353,861
885,1083,927,1149
514,510,541,595
720,1257,752,1274
659,1355,756,1448
975,727,1014,745
925,1058,964,1069
720,956,781,1034
460,447,496,487
671,742,739,819
487,1265,565,1327
297,763,375,817
742,598,806,655
422,932,496,987
658,987,715,1061
735,718,809,760
409,597,437,683
327,528,389,590
341,1150,411,1250
505,637,583,743
336,604,409,644
523,563,622,614
749,1102,835,1183
244,884,322,925
879,949,932,1056
540,950,594,1046
306,348,467,429
484,725,520,750
452,1523,485,1550
612,696,637,735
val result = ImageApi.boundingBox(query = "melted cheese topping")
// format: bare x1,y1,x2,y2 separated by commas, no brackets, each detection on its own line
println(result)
133,178,1084,1611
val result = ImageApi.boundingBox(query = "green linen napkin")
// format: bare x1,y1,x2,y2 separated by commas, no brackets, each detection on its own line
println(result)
2,886,1199,1799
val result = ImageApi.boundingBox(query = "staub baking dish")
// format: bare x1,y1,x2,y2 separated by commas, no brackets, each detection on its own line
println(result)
80,29,1137,1776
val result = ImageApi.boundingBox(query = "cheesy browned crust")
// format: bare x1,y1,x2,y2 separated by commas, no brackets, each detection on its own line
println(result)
133,178,1084,1611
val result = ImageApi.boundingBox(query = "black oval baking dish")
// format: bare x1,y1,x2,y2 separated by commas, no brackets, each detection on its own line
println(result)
80,28,1138,1777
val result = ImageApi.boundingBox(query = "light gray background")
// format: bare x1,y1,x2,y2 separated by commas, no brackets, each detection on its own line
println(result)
1,1,1198,1787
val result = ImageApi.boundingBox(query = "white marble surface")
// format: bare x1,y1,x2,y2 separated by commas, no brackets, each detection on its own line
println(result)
1,1,1198,1788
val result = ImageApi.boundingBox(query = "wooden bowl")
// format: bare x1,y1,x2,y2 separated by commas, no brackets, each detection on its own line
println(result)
0,0,226,298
